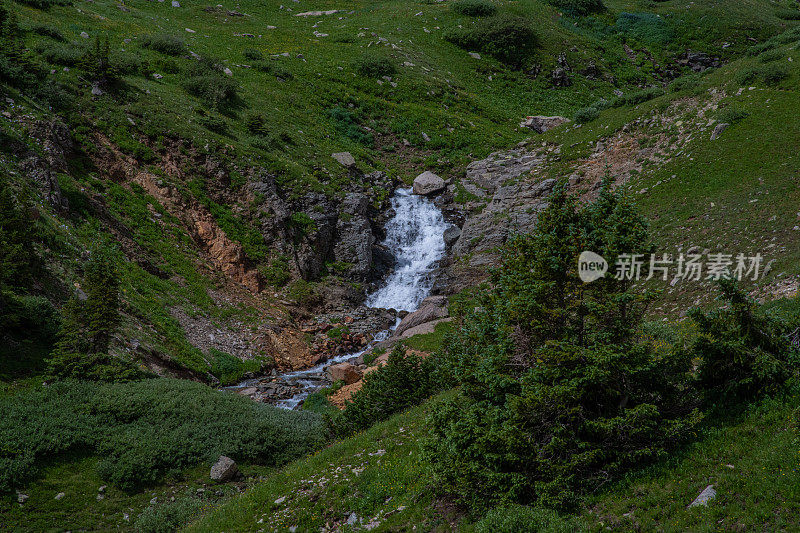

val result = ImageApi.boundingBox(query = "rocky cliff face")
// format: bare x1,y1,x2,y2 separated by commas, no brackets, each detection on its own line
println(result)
439,143,561,292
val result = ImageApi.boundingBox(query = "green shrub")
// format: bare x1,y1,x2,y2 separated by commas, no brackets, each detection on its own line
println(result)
141,33,186,56
573,105,599,124
14,0,70,8
776,8,800,21
260,258,291,287
747,41,776,56
0,379,325,492
287,279,320,307
546,0,604,16
38,42,85,66
452,0,497,17
198,113,228,133
244,112,267,134
135,491,207,533
737,64,790,86
737,66,761,84
475,505,581,533
353,54,396,78
111,51,143,76
612,86,663,107
685,280,800,404
209,349,269,385
46,352,150,383
716,106,749,124
182,58,238,108
423,184,700,511
612,12,671,44
333,347,438,436
242,48,264,61
327,106,373,145
668,72,702,92
761,64,790,86
759,50,784,63
27,22,64,40
289,211,317,236
444,14,536,67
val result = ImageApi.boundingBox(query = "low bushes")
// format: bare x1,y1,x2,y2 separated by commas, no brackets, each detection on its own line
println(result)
612,12,672,44
444,14,536,67
0,379,325,492
573,105,599,124
141,33,186,56
182,58,238,108
332,348,439,436
546,0,604,16
685,279,800,403
353,54,395,78
612,86,664,107
452,0,497,17
737,64,790,86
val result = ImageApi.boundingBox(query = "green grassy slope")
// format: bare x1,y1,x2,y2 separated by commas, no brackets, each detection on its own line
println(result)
187,390,800,532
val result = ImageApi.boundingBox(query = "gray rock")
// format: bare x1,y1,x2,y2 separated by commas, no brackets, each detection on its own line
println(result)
443,225,461,247
55,492,65,500
519,115,570,133
331,151,356,168
80,31,89,39
395,296,448,336
710,122,729,140
222,67,233,76
550,67,571,87
295,9,339,16
399,317,453,338
333,193,374,281
91,84,103,96
688,485,716,507
468,52,481,59
210,456,238,482
412,171,445,196
171,0,180,6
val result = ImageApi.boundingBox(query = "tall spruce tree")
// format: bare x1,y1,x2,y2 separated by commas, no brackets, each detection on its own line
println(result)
424,181,700,511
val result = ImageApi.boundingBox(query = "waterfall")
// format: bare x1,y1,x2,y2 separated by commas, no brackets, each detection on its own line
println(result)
366,188,448,312
231,187,448,410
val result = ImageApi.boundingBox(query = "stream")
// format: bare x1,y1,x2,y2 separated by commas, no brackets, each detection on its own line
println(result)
231,188,448,410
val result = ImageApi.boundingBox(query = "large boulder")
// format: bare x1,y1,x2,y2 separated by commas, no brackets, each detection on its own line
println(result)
399,317,453,338
210,456,238,482
412,171,446,196
328,362,363,384
519,115,570,133
331,152,356,168
394,295,448,336
443,225,461,248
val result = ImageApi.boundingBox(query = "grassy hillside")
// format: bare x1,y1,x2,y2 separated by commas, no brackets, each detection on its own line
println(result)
188,390,800,531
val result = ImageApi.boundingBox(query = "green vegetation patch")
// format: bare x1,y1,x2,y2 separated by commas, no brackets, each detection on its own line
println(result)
0,379,325,493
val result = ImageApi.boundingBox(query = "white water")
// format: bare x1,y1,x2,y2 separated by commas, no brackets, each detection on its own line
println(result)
273,188,448,409
366,188,448,312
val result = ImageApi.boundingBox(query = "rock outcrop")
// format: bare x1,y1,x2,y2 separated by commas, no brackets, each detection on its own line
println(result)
333,193,375,281
394,295,448,336
443,144,559,290
519,115,570,133
328,362,363,384
412,171,446,196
